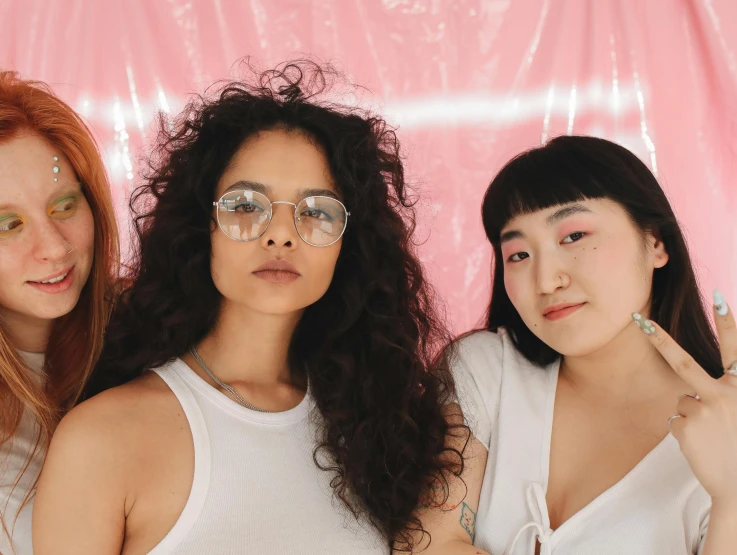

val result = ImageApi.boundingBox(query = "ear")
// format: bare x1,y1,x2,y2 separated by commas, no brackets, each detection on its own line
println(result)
646,230,669,269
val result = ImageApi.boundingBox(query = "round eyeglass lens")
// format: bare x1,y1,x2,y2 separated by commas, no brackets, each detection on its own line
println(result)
294,196,347,246
215,190,272,241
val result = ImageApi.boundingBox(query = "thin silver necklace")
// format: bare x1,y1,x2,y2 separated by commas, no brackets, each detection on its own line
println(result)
189,346,272,413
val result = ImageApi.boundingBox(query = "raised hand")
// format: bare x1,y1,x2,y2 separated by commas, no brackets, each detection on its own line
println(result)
632,290,737,503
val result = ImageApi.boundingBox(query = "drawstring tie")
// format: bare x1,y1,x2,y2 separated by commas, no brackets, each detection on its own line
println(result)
507,482,554,554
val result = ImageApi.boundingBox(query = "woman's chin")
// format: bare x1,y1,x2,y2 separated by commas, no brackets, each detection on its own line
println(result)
539,332,610,359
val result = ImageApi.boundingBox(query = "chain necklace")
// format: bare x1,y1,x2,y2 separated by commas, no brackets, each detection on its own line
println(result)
189,346,272,413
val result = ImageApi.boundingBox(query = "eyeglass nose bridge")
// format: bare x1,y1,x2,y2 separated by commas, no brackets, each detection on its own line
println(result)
259,200,300,245
269,200,299,213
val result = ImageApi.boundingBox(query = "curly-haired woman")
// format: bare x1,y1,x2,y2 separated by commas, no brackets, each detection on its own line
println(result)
32,61,464,555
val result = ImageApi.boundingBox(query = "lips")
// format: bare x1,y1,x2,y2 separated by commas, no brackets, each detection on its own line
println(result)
252,259,301,284
27,266,76,294
253,259,300,275
542,302,586,321
29,266,74,285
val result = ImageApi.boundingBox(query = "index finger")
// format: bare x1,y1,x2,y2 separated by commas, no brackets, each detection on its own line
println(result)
632,313,718,395
713,290,737,374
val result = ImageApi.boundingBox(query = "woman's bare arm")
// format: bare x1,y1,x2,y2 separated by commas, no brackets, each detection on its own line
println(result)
394,404,491,555
33,392,132,555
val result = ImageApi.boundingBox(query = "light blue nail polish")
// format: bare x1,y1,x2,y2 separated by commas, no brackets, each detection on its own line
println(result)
714,289,729,316
632,312,656,335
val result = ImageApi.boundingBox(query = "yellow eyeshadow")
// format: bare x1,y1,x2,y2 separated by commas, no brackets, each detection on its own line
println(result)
0,213,22,223
49,194,78,214
0,214,23,234
51,194,77,205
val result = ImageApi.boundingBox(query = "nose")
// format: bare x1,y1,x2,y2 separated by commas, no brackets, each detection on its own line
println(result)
535,251,568,295
260,202,298,249
32,218,71,262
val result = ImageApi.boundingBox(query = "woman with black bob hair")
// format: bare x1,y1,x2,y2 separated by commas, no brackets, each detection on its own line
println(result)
412,136,737,554
33,61,464,554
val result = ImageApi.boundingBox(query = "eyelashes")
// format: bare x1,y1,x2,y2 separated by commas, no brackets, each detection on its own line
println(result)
49,195,79,219
0,195,82,239
505,231,588,263
508,251,529,263
561,231,586,244
0,215,24,237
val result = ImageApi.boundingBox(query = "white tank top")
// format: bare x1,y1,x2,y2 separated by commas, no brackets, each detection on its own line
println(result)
1,351,46,555
148,358,388,555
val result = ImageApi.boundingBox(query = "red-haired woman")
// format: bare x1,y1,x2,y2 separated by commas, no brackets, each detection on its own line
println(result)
0,71,119,555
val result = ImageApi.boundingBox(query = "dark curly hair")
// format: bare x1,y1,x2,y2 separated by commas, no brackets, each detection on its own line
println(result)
84,60,464,550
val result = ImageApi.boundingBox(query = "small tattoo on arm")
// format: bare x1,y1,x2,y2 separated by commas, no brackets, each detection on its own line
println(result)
460,502,477,540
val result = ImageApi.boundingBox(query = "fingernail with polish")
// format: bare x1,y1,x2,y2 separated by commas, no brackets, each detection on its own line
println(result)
632,312,656,335
714,289,729,316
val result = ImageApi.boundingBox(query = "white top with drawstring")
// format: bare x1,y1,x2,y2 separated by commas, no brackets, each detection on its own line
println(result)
453,329,710,554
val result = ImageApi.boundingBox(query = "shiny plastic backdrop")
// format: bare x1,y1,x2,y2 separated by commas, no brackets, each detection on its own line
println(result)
1,0,735,332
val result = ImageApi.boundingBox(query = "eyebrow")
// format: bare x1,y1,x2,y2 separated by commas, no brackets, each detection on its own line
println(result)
222,180,339,200
499,229,524,244
499,203,594,244
224,180,269,195
545,203,593,225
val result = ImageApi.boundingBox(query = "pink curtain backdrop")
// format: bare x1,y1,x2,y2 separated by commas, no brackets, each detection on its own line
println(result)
1,0,735,332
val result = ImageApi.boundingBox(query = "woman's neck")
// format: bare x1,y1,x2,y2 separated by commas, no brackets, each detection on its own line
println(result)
560,321,690,405
190,302,304,387
0,308,52,353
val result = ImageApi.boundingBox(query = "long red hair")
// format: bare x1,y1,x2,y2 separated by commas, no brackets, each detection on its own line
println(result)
0,71,119,530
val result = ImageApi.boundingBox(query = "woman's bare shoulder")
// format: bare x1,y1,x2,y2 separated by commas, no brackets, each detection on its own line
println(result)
50,370,181,461
34,371,188,554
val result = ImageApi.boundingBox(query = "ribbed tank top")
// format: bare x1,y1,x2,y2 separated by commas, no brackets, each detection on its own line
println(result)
148,358,388,555
0,351,45,555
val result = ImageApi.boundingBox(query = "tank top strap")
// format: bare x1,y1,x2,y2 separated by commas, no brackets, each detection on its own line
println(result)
147,360,212,554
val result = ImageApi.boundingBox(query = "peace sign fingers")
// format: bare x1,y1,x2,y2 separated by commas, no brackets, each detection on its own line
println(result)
713,290,737,380
632,291,737,504
631,312,719,396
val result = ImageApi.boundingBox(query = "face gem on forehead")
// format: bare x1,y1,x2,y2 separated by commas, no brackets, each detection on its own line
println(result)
53,155,60,181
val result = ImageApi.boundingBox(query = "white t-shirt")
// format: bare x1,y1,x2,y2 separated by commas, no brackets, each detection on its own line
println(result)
0,351,45,555
453,329,710,555
148,358,389,555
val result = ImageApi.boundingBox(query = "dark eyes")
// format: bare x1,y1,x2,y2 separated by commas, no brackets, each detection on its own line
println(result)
0,216,23,236
506,232,587,263
561,231,586,244
508,252,530,263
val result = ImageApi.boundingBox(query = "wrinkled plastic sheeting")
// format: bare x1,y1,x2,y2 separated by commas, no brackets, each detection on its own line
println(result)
1,0,735,332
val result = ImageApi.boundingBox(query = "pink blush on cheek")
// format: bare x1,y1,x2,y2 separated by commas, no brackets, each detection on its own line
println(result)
503,273,524,305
